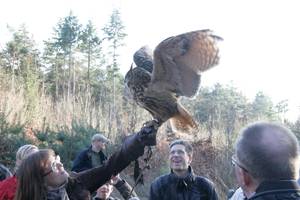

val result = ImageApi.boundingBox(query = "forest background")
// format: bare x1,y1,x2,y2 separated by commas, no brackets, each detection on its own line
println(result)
1,10,300,199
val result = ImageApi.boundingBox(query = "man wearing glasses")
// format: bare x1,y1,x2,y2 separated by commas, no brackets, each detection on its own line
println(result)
232,122,300,200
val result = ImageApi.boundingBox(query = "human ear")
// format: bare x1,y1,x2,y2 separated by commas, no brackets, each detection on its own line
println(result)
187,154,193,165
239,168,255,190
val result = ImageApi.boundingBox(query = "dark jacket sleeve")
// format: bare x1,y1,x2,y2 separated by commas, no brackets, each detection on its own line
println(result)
114,179,137,199
75,133,145,193
71,149,91,172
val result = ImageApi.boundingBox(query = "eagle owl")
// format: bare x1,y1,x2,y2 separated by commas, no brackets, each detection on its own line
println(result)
125,30,222,134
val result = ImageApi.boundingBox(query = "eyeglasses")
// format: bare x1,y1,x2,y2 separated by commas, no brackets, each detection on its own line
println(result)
43,155,62,177
231,156,249,173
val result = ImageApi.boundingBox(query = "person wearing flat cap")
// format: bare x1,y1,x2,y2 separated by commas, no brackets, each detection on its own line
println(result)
72,133,110,172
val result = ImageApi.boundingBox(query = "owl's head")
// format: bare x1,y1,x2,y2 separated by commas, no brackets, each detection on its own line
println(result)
125,65,151,89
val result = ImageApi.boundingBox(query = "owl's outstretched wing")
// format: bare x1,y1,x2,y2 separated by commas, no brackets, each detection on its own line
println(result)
151,29,222,97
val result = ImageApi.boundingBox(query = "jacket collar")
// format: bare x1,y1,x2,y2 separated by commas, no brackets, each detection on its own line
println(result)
170,166,195,178
256,180,300,193
47,186,69,200
170,166,195,190
249,180,300,199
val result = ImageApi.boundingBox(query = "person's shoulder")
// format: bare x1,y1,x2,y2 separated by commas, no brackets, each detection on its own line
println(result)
77,147,91,155
0,176,17,187
194,175,215,188
150,173,171,195
0,176,17,197
151,173,171,186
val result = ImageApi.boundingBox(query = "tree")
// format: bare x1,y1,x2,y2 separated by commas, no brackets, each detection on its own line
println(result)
102,9,127,136
1,25,41,92
53,11,81,100
102,9,127,73
43,39,65,99
250,91,277,120
274,99,288,122
1,25,42,123
78,20,103,87
78,21,104,126
193,84,249,142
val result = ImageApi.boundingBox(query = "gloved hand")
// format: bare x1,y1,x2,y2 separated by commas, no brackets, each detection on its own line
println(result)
137,119,161,146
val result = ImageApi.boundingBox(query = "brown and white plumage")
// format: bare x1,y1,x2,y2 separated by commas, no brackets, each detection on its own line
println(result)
125,30,222,133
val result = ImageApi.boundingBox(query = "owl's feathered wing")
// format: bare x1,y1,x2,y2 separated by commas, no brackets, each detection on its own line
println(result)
125,30,222,134
151,29,222,97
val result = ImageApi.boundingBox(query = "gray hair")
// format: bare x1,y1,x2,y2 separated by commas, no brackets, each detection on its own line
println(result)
91,133,109,143
170,139,193,155
235,122,299,182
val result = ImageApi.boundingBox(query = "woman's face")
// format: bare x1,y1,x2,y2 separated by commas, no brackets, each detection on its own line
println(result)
43,155,69,189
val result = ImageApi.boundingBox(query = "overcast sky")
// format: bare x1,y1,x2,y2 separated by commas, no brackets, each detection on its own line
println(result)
1,0,299,121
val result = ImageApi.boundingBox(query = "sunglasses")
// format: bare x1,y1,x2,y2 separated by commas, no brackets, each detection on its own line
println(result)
43,155,62,177
231,155,249,173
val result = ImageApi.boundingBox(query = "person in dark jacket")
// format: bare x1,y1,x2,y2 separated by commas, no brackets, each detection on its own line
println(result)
149,139,218,200
14,120,159,200
72,134,109,172
232,122,300,200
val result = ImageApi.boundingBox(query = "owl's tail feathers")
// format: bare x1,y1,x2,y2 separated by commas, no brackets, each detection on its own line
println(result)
170,104,198,134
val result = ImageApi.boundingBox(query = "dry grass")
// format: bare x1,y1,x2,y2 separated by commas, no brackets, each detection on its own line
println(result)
0,79,237,199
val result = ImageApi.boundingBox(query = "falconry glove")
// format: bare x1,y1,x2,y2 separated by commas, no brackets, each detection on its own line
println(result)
137,119,160,146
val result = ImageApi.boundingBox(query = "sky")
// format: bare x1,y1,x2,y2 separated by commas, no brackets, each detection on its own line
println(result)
1,0,299,121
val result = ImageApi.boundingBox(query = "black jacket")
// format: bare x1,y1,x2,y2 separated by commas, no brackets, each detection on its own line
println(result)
149,167,218,200
248,180,300,200
72,146,107,172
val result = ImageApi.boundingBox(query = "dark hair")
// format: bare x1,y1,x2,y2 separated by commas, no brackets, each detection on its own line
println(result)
170,139,193,155
236,122,299,182
0,163,12,181
14,149,55,200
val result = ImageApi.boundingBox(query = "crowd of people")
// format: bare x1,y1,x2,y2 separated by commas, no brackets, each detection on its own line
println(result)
1,120,300,200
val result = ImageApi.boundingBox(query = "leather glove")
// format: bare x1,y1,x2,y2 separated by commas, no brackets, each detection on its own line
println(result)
137,119,161,146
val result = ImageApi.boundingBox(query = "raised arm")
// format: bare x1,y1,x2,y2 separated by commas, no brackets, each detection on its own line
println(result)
75,120,159,193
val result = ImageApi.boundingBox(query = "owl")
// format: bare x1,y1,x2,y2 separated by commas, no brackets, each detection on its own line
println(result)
125,30,222,134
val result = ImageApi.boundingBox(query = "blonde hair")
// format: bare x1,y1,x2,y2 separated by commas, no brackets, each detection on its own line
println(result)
16,144,38,168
